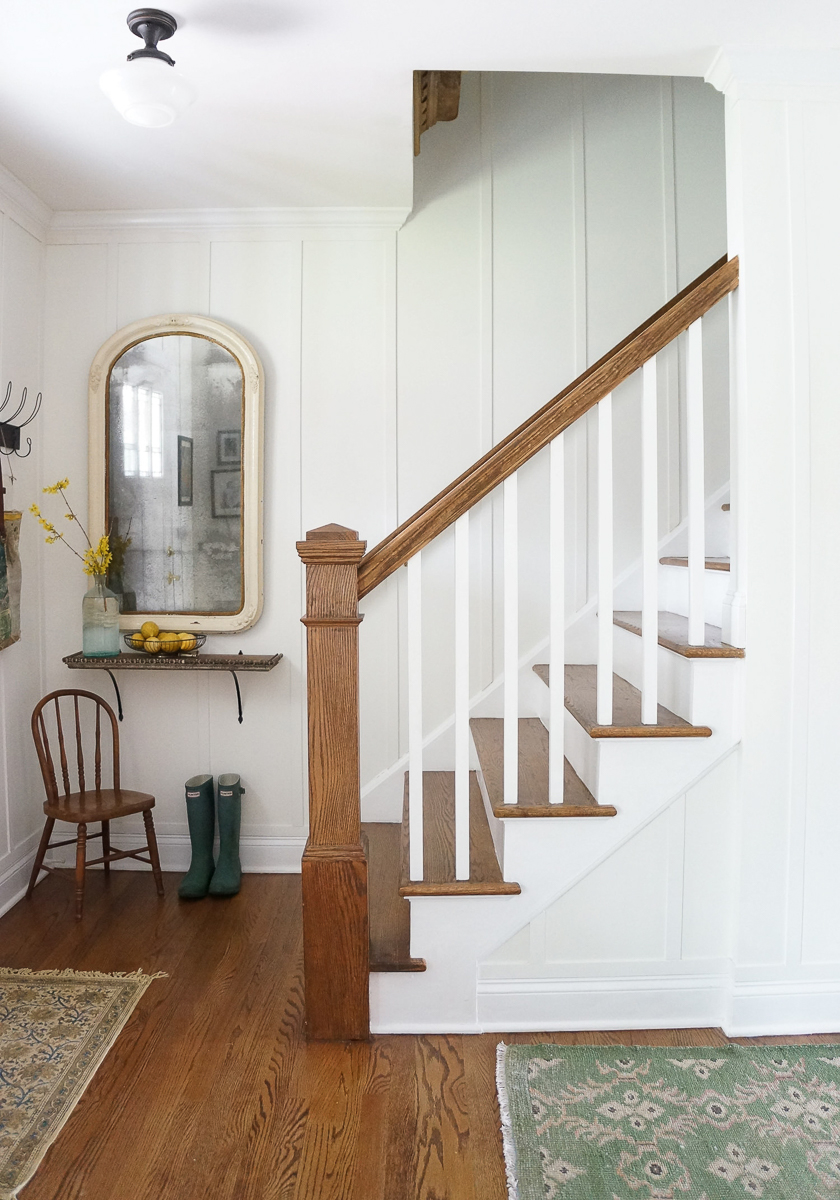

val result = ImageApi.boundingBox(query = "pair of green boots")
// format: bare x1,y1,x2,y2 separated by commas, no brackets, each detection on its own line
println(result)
178,774,244,899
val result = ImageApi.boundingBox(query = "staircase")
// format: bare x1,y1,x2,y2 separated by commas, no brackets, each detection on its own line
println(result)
297,256,742,1039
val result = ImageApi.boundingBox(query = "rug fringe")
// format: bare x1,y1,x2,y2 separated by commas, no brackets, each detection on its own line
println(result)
0,967,168,982
496,1042,520,1200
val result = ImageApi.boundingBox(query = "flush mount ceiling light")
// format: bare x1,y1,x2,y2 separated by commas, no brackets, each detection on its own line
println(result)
100,9,196,128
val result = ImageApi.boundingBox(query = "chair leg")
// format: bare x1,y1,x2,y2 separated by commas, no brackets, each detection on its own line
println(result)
102,820,111,876
143,810,165,897
26,817,55,898
75,823,87,921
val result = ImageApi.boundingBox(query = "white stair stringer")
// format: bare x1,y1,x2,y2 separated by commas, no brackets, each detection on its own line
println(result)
369,702,741,1033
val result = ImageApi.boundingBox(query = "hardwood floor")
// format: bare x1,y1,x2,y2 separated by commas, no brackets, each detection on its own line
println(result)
2,872,838,1199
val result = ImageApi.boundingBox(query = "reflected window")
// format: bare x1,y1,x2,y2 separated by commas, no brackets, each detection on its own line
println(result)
121,383,163,479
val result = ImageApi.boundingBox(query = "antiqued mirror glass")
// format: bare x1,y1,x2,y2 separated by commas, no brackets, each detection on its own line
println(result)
90,316,264,632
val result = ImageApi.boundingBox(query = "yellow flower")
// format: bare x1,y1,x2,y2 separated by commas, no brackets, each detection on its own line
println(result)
29,503,40,516
42,478,70,494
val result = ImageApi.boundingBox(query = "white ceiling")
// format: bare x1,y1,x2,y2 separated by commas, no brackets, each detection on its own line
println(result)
0,0,839,214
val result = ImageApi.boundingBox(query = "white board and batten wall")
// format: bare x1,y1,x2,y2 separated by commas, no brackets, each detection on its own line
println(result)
26,72,730,891
5,62,840,1040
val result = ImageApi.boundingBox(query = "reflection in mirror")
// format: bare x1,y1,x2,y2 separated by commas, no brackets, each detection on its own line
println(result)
107,334,244,615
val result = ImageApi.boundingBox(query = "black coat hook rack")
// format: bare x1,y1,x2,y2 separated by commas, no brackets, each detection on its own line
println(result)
0,381,43,540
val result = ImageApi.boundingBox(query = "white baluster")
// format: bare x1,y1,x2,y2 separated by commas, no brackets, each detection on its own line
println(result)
641,358,659,724
504,473,518,804
686,318,706,646
407,552,424,880
549,435,565,802
454,513,470,879
597,394,614,726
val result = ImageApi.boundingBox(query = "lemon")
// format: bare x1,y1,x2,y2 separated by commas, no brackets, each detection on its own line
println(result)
128,633,145,650
140,621,160,639
179,634,197,652
143,637,161,655
160,632,181,655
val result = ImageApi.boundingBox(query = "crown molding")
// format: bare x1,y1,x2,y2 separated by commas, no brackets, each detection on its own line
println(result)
707,46,840,100
48,205,412,238
0,162,52,242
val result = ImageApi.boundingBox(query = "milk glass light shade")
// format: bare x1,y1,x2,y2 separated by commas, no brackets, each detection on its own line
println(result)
99,58,195,128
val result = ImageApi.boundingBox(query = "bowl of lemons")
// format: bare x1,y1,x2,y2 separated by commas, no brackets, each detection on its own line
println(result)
125,622,205,656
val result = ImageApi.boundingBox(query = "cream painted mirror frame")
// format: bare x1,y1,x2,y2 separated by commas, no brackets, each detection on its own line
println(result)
89,313,264,633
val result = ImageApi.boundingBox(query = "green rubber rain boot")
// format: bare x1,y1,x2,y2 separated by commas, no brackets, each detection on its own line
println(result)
178,774,215,899
208,774,243,896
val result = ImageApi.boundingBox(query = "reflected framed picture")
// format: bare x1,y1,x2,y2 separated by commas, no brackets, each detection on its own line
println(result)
211,468,241,519
177,435,193,507
217,429,241,466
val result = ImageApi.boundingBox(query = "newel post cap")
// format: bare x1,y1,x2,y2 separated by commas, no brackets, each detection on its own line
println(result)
296,523,367,565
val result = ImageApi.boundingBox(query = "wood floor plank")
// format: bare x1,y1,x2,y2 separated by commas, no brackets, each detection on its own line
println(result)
363,823,425,971
470,716,616,817
414,1036,476,1200
534,663,713,737
613,609,746,658
3,871,838,1200
399,772,520,897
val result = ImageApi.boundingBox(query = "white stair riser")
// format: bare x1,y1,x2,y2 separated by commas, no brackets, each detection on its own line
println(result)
613,625,742,730
659,563,729,626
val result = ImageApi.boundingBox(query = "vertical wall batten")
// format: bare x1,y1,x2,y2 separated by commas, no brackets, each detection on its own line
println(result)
503,473,518,803
596,394,614,726
641,358,659,724
454,513,470,879
686,318,706,645
549,435,565,802
407,553,424,879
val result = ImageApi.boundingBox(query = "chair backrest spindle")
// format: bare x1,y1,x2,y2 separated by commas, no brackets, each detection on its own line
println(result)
73,694,86,793
31,691,120,806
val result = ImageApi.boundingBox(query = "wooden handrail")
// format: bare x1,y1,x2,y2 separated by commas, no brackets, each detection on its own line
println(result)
358,255,738,599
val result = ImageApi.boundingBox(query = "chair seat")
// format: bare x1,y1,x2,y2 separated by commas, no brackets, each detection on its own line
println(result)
44,789,156,822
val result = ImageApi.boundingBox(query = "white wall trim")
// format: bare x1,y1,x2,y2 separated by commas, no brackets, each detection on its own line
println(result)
0,161,51,242
727,980,840,1037
707,47,840,99
477,973,728,1031
0,845,37,918
47,834,307,875
49,206,413,237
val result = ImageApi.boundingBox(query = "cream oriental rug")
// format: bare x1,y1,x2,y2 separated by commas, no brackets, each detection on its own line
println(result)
0,967,165,1198
497,1042,840,1200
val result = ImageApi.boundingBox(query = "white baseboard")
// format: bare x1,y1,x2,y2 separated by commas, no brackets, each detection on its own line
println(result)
47,834,306,874
0,848,37,918
726,980,840,1037
476,974,728,1032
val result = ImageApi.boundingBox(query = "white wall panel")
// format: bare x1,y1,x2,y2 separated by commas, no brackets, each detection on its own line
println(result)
484,752,737,978
116,241,210,327
0,216,45,862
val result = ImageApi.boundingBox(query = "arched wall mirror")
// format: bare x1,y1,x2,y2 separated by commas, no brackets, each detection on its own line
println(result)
89,315,264,632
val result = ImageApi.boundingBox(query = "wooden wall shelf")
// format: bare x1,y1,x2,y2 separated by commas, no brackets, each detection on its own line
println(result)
63,651,282,723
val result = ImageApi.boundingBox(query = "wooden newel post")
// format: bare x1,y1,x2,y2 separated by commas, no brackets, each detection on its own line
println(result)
296,522,369,1040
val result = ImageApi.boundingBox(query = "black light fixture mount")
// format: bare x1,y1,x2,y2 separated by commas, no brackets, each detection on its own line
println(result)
126,8,178,67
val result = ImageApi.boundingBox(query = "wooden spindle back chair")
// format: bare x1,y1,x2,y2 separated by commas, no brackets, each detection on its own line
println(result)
28,689,164,919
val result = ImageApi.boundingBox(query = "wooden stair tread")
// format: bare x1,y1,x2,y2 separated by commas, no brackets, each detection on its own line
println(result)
533,663,712,737
399,771,521,897
363,823,426,972
470,717,616,817
613,610,745,659
659,555,730,572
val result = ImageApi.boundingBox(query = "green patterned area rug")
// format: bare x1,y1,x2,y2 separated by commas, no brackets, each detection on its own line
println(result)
497,1042,840,1199
0,967,165,1199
